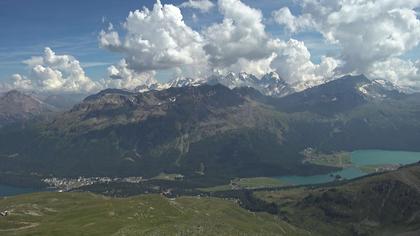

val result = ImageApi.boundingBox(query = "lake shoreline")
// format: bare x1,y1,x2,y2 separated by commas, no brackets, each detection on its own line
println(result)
276,149,420,187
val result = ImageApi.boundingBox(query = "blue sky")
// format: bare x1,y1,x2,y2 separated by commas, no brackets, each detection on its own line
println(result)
0,0,419,92
0,0,153,80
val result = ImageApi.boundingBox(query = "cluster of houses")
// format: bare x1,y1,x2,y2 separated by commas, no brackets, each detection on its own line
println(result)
373,164,401,173
42,176,144,191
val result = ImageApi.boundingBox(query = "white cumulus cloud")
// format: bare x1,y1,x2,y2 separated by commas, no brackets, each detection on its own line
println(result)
273,0,420,87
272,7,314,33
202,0,338,83
2,48,102,93
224,53,277,78
179,0,215,12
102,59,157,90
367,58,420,91
204,0,271,71
99,0,207,75
271,39,340,90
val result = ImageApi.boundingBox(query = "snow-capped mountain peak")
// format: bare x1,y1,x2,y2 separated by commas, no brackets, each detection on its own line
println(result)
135,83,166,93
356,78,404,100
261,71,281,81
258,72,295,97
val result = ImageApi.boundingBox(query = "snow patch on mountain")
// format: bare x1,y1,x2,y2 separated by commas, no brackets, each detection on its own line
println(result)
132,72,406,100
133,72,295,97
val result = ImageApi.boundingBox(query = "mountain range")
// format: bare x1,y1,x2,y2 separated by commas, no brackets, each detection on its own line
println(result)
0,72,405,127
134,71,296,97
134,71,406,99
0,71,295,126
0,74,419,188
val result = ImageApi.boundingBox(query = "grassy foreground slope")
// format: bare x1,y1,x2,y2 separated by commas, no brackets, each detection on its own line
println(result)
0,192,307,236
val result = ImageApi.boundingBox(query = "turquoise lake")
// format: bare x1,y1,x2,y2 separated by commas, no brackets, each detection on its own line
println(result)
278,150,420,186
351,150,420,166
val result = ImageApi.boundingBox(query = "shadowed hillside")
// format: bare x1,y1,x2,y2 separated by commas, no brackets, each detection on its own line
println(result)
256,163,420,235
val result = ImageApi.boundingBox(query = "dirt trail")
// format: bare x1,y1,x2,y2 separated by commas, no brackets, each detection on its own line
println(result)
0,222,39,232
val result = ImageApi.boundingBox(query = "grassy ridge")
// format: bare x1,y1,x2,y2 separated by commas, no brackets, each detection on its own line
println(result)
255,164,420,235
0,192,307,236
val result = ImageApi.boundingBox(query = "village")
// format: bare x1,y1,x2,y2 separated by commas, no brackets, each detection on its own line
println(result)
42,176,144,191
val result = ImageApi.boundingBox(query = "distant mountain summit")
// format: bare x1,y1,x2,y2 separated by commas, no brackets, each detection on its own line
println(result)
133,77,205,93
259,72,295,97
274,74,404,114
166,77,206,88
42,94,87,110
208,72,259,89
206,71,295,97
0,90,53,126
